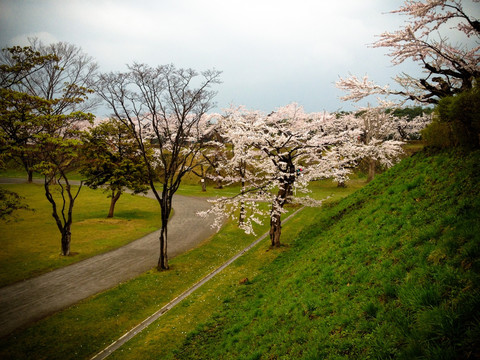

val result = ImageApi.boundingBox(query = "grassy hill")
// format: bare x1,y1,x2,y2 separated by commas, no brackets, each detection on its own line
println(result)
174,149,480,359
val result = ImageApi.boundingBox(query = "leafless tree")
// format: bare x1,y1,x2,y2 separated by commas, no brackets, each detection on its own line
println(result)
96,63,221,270
19,38,100,115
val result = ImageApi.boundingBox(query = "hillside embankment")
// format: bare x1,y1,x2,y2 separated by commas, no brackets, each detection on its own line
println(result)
175,148,480,359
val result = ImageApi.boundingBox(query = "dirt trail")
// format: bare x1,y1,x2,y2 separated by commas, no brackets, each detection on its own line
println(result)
0,180,217,338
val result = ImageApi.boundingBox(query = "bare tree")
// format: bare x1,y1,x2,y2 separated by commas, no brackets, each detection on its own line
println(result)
21,39,100,114
96,63,221,270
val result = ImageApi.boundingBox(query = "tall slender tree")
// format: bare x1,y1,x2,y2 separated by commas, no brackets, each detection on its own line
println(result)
35,111,93,256
1,42,97,255
96,63,221,270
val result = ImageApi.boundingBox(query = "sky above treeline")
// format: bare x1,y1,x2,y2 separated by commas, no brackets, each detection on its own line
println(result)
0,0,459,116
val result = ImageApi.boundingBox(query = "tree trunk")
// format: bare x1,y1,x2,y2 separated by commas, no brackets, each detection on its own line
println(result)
27,169,33,183
367,158,376,182
239,200,246,224
269,184,290,247
107,190,122,218
201,178,206,192
270,211,282,247
61,226,71,256
158,225,168,270
268,165,295,247
157,196,171,270
239,180,246,225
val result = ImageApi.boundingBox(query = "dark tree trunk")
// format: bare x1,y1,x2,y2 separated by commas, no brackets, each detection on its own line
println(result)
269,160,295,247
27,169,33,183
270,210,282,247
158,195,171,270
158,225,168,270
269,182,292,247
239,201,246,224
44,178,81,257
201,178,207,192
61,226,71,256
239,177,246,225
107,190,122,218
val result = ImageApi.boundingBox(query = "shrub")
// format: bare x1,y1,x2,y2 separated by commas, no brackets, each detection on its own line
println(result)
423,82,480,148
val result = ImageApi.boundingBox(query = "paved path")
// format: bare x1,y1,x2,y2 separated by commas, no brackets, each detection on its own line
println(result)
0,179,217,338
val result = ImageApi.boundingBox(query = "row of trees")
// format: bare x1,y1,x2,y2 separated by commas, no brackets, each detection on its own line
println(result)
0,41,425,264
197,104,431,245
1,0,477,270
0,42,221,267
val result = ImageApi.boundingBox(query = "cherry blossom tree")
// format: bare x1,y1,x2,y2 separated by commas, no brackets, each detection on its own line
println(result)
339,107,407,182
200,103,364,247
337,0,479,105
96,63,221,270
189,113,227,192
393,111,434,140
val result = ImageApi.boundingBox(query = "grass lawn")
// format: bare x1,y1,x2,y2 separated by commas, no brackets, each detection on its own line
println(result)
176,177,367,200
0,179,360,360
0,175,365,288
174,149,480,359
0,183,161,287
108,206,320,360
0,208,276,359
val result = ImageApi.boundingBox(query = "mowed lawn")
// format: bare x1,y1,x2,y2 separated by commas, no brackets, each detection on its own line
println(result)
0,183,161,287
0,177,365,288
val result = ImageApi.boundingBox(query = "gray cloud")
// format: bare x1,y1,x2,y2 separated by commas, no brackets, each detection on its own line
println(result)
0,0,423,115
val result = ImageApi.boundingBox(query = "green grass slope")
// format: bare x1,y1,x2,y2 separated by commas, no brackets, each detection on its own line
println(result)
174,149,480,360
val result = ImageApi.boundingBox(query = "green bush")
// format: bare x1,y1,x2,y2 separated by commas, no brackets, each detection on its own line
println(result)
423,82,480,148
421,120,455,148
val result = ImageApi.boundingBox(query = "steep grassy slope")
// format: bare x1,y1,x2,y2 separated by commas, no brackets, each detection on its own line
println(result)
174,149,480,359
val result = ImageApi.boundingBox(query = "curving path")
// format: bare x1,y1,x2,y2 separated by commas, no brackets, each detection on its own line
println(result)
0,179,218,338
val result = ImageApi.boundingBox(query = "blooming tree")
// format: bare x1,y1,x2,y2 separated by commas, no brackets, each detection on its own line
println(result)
200,103,364,247
337,0,479,105
393,112,434,140
340,107,408,182
189,113,227,192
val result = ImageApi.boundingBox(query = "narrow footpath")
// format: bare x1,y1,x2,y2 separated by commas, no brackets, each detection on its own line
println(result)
0,180,217,338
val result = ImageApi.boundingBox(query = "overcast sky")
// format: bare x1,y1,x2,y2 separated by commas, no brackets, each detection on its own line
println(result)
1,0,435,116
